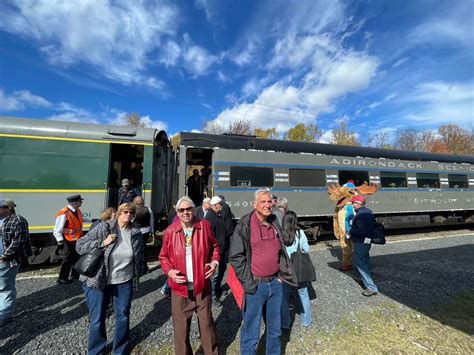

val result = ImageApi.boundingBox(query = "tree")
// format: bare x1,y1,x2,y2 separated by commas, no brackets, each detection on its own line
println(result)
284,123,320,142
434,124,474,155
170,134,180,148
254,127,279,139
124,112,147,128
332,121,359,146
203,118,252,135
395,128,434,152
364,131,395,149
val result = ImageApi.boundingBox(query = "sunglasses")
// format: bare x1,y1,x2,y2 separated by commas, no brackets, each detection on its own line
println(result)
177,207,193,213
122,210,135,215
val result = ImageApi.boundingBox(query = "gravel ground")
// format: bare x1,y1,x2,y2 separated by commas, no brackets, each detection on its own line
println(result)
1,233,473,354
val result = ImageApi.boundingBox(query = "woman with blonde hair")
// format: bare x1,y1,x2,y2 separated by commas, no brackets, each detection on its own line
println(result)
76,202,145,354
90,207,117,230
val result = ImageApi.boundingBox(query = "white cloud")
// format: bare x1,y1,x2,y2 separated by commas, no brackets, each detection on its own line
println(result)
0,0,179,89
0,89,53,111
319,130,333,144
404,81,474,125
0,90,23,111
183,44,218,77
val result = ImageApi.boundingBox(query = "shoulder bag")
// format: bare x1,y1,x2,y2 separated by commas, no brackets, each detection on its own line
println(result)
73,246,105,277
290,231,316,283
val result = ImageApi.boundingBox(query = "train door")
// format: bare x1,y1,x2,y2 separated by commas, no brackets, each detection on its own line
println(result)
107,143,144,207
182,147,213,206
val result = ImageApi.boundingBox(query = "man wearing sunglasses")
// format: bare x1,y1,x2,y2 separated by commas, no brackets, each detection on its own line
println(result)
229,189,297,355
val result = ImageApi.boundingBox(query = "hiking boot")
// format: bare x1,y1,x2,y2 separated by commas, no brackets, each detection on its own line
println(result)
56,279,73,285
361,289,378,297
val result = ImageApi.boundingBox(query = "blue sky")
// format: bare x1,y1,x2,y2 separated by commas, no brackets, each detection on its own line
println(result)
0,0,473,142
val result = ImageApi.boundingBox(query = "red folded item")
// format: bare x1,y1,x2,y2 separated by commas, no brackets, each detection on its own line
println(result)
227,265,244,310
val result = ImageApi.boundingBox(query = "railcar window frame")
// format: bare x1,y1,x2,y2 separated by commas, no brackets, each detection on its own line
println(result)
380,171,408,188
416,173,440,189
288,168,326,187
447,174,469,189
230,166,274,187
338,170,370,187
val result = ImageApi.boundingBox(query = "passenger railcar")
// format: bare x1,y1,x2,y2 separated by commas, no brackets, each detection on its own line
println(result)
1,116,473,263
178,132,474,239
0,116,172,263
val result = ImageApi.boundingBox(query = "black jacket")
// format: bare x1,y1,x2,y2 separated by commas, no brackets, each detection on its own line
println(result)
228,211,297,294
350,206,375,243
220,202,235,236
205,209,229,253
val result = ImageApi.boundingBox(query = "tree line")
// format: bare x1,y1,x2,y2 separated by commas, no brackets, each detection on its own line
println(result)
123,113,473,156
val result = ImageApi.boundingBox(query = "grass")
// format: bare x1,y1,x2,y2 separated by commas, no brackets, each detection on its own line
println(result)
133,291,474,354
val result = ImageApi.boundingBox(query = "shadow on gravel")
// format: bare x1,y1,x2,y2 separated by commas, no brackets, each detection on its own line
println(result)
0,281,87,351
129,275,172,350
328,243,474,335
215,294,242,354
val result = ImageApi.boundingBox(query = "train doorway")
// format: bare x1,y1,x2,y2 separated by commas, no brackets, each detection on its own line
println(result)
184,148,213,206
107,143,144,207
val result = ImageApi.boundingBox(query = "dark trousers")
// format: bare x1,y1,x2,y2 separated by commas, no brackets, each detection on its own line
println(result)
171,289,218,355
58,240,80,281
141,232,150,270
211,251,228,299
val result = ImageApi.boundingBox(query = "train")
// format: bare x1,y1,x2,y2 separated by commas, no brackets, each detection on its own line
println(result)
1,116,473,263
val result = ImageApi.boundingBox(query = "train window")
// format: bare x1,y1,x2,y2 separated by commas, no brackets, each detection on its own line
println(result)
448,174,469,188
380,172,407,188
416,173,440,188
338,170,369,187
289,169,326,187
230,166,274,187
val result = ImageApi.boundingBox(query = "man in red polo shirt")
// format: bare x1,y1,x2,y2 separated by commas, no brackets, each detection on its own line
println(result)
229,188,297,355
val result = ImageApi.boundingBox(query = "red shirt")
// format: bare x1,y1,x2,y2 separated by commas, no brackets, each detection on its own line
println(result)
250,212,281,277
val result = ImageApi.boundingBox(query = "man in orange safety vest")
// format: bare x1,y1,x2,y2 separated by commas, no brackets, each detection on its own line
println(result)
53,194,84,284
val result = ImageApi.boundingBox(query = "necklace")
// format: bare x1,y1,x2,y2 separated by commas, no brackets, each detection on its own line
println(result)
182,224,193,246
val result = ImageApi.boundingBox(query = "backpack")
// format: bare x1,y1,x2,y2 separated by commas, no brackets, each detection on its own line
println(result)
372,221,386,245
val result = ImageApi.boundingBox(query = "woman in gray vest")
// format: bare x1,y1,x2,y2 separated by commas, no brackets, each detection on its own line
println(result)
76,202,145,354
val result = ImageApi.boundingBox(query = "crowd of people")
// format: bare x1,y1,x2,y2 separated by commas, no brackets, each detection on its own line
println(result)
0,179,380,354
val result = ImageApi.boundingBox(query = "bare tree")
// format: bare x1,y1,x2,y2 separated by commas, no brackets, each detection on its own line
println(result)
332,121,359,146
124,112,147,128
203,118,252,135
364,131,394,149
395,128,435,152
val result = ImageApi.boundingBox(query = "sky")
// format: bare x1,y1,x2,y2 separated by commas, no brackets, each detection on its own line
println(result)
0,0,473,143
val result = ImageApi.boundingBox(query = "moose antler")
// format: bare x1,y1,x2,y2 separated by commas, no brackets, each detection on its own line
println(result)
356,182,379,195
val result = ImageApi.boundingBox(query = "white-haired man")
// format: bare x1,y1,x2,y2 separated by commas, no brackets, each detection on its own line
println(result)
229,189,297,354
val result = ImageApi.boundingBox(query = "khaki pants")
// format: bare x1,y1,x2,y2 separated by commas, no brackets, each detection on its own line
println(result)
171,289,218,355
339,236,353,267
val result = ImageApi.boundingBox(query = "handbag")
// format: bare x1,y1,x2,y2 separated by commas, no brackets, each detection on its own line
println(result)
372,222,386,245
73,246,105,277
290,231,316,283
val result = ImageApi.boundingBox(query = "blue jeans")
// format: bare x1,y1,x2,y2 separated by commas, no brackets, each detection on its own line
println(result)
241,278,283,355
0,262,19,321
83,280,134,355
353,242,378,292
281,283,312,328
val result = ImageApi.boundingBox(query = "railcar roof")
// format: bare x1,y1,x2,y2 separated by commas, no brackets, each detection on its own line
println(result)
0,116,157,143
179,132,474,165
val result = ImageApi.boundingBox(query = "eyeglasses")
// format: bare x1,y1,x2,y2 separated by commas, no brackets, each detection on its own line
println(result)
122,210,135,215
177,207,193,213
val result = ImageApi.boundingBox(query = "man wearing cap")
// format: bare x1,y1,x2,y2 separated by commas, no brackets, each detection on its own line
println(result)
349,195,378,297
4,200,32,266
117,179,139,206
133,196,154,271
194,197,211,219
0,198,26,326
205,196,228,306
53,194,84,284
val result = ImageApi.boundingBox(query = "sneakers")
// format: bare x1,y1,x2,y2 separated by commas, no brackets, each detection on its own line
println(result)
361,289,378,297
